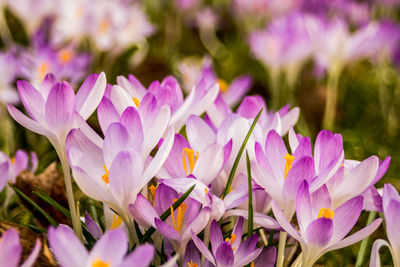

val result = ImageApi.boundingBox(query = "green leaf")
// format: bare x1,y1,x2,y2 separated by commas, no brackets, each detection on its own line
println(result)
32,187,70,219
140,184,196,243
246,150,253,238
222,108,263,199
9,183,58,226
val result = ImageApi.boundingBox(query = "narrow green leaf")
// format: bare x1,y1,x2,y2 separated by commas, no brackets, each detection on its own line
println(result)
222,108,263,199
246,151,253,238
140,184,196,243
9,183,58,226
32,187,71,219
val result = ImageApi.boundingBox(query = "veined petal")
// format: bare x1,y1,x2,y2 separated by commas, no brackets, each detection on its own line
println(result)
120,107,144,150
76,72,106,120
385,199,400,249
103,123,131,167
370,239,391,267
119,244,154,267
7,105,50,136
20,239,41,267
284,156,315,197
87,228,128,266
142,105,170,156
223,75,252,107
84,212,102,240
183,241,201,267
210,220,223,256
181,207,211,246
155,218,180,241
117,75,146,99
17,80,45,123
129,194,159,228
279,107,300,135
45,82,75,134
304,218,333,247
186,115,216,152
297,181,312,234
192,143,224,185
264,130,287,180
48,225,88,267
271,201,302,241
97,97,120,134
325,218,382,252
254,247,277,267
224,209,280,230
109,85,135,115
191,231,216,265
383,183,400,210
330,196,363,244
40,73,57,100
162,178,209,204
215,242,234,267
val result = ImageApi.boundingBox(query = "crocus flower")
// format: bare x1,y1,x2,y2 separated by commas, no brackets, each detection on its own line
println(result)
370,184,400,267
114,74,219,131
272,181,382,267
66,117,174,222
48,225,154,267
7,72,106,158
0,228,41,267
191,217,266,267
129,184,211,255
0,51,20,104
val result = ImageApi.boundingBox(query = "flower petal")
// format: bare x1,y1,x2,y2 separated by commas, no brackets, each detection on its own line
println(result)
0,229,22,267
129,194,159,228
304,218,333,247
210,220,223,256
76,72,106,120
7,105,50,136
97,97,120,134
154,218,180,241
215,242,234,267
17,80,45,123
119,244,154,267
186,115,216,152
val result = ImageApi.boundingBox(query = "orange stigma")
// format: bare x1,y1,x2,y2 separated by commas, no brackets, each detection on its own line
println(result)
101,165,109,184
317,208,334,219
170,199,187,232
283,153,295,179
182,148,199,175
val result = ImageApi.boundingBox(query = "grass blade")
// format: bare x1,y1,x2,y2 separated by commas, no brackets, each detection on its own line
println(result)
222,108,263,199
32,187,71,219
246,150,253,238
140,184,195,243
9,183,58,226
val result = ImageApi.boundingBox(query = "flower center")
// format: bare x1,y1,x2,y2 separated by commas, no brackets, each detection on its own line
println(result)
38,61,50,82
58,49,74,64
101,165,109,184
132,97,140,108
111,214,123,229
149,184,158,206
317,208,334,219
91,258,110,267
218,79,229,93
187,260,198,267
182,148,199,175
170,199,187,232
10,157,16,164
225,233,237,250
98,19,110,34
283,153,295,179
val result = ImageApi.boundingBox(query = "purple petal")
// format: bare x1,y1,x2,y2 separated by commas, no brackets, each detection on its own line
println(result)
45,82,75,133
210,220,223,256
383,183,400,210
21,239,41,267
129,194,159,228
371,156,391,185
264,130,287,180
254,246,277,267
271,201,302,241
97,97,120,134
326,218,382,251
283,156,315,197
40,73,57,99
304,218,333,247
183,241,201,267
296,181,312,234
192,143,224,185
191,231,216,264
154,218,180,241
84,212,102,240
310,185,331,217
163,134,190,178
223,75,252,106
7,105,50,136
385,199,400,248
215,242,234,267
370,239,390,267
88,228,128,265
0,229,22,267
48,225,88,267
331,196,363,244
103,123,131,166
186,115,216,152
235,233,259,261
76,72,106,120
181,207,211,245
237,95,266,119
120,107,144,150
17,80,45,122
232,217,244,249
120,244,154,267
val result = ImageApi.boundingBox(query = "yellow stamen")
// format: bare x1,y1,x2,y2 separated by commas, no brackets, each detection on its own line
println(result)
111,214,123,229
149,184,158,206
38,61,50,82
205,188,209,195
58,49,74,64
98,19,110,34
132,97,140,108
317,208,334,219
283,153,295,179
170,199,187,232
218,79,229,93
250,262,254,267
182,148,199,175
10,157,16,164
101,165,109,184
187,260,198,267
91,258,110,267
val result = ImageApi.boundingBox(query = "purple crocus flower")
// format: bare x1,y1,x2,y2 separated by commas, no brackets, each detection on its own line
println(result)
129,184,211,256
370,184,400,267
0,228,41,267
66,119,174,223
48,225,154,267
7,72,106,158
191,217,270,267
0,51,20,104
114,75,219,131
272,181,382,267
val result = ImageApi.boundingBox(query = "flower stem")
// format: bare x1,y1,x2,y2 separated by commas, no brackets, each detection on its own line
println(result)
59,150,83,240
355,211,377,267
322,66,342,130
277,231,287,267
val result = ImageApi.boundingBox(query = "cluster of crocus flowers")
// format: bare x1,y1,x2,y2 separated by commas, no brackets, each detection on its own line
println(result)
1,68,394,266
